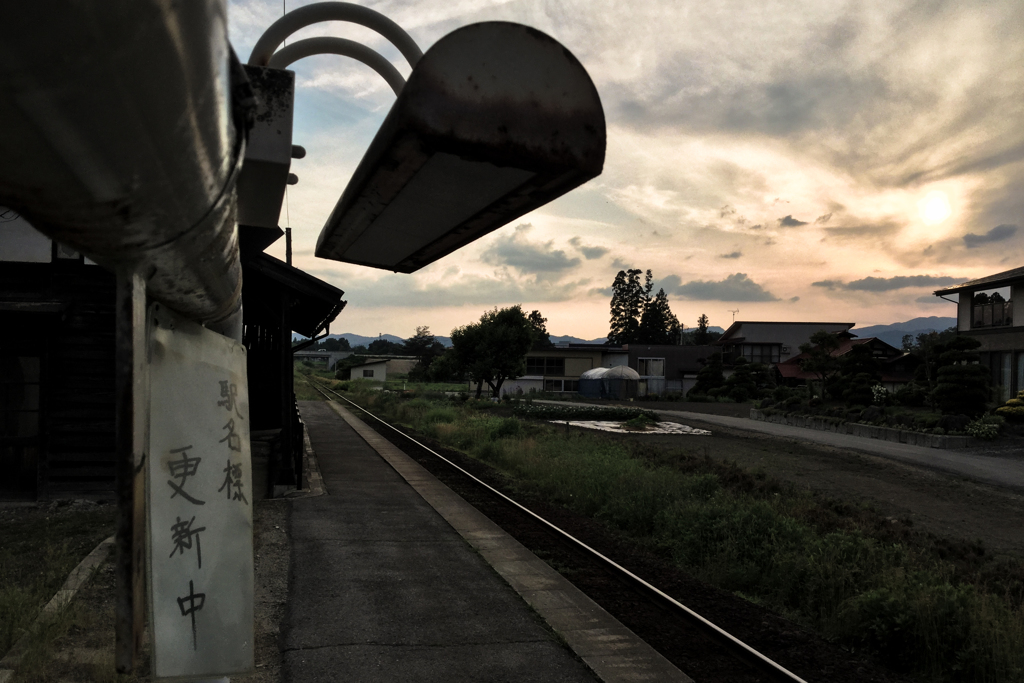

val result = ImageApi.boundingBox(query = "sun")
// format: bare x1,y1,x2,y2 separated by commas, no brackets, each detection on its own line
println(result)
918,190,951,225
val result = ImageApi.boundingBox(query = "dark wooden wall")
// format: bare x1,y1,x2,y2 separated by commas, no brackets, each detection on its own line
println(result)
0,260,116,500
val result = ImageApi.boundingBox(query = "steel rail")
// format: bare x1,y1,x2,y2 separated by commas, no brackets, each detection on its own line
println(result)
306,378,809,683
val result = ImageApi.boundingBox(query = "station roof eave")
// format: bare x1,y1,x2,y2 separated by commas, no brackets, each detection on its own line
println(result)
242,251,346,338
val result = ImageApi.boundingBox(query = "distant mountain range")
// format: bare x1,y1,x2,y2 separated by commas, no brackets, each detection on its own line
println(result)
294,321,948,351
292,332,453,348
294,326,732,348
851,316,956,349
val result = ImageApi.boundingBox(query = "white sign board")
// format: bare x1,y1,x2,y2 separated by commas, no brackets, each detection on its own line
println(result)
146,303,254,680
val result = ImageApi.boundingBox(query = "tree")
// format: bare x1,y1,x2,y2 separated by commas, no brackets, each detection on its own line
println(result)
527,310,553,349
931,336,989,417
608,268,644,345
405,326,447,380
637,288,681,344
451,305,534,398
367,338,405,355
609,269,683,345
832,344,881,406
909,327,958,394
798,330,842,399
693,314,711,345
691,352,725,396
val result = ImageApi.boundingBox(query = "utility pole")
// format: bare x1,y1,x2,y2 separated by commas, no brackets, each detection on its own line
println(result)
286,227,292,265
728,309,739,322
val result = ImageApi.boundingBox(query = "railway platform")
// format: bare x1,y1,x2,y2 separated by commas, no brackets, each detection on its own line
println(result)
286,400,691,682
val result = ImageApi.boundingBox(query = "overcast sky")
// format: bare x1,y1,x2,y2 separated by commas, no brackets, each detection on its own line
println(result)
229,0,1024,339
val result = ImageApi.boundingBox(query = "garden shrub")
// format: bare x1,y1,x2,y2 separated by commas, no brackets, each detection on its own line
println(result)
894,383,928,407
965,419,999,440
932,338,989,417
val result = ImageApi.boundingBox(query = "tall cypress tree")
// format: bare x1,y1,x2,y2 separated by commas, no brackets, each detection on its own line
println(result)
608,269,643,345
638,288,681,344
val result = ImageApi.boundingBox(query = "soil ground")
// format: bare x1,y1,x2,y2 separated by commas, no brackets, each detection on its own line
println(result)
543,398,1024,557
629,414,1024,558
0,499,288,683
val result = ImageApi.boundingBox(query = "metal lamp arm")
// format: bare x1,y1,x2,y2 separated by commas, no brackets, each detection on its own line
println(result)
268,37,406,95
247,1,422,69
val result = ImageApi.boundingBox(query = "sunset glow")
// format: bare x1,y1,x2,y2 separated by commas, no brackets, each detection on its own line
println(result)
227,0,1024,337
919,191,952,226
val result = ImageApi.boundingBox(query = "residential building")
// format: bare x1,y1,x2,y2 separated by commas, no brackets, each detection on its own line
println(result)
776,336,915,392
498,343,718,397
715,321,857,366
934,266,1024,401
347,356,418,382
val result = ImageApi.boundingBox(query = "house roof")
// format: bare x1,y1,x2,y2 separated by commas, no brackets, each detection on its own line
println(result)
716,320,856,344
933,265,1024,295
776,337,909,381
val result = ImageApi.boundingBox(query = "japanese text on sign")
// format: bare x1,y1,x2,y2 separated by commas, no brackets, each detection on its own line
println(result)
146,304,254,680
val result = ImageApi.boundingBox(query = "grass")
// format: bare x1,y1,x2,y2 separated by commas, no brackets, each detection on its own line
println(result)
344,388,1024,682
0,504,116,679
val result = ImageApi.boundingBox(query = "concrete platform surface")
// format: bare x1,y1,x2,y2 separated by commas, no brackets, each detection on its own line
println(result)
289,400,690,683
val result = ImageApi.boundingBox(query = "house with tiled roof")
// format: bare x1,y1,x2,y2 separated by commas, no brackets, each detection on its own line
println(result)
775,336,915,392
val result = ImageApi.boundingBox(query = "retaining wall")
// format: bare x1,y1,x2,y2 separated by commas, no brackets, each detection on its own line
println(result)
749,410,973,449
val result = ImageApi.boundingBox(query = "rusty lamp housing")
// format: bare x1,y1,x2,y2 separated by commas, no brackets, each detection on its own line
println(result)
314,22,606,273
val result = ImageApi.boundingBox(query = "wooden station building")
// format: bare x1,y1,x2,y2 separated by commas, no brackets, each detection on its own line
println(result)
0,213,344,501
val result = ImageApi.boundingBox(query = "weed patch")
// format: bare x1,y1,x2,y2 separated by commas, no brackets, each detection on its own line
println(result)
347,391,1024,682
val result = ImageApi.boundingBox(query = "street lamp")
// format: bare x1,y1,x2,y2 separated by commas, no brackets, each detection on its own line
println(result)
244,2,605,273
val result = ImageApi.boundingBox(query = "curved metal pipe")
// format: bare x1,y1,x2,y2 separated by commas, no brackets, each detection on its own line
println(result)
247,1,422,70
0,0,244,329
268,37,405,95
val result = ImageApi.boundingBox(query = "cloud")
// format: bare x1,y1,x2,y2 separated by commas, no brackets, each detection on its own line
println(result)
480,224,581,276
568,236,610,260
778,215,808,227
963,224,1019,248
308,268,593,310
667,273,780,302
814,213,833,224
811,279,843,290
789,296,800,303
611,258,631,270
916,295,951,305
812,275,961,291
719,251,742,259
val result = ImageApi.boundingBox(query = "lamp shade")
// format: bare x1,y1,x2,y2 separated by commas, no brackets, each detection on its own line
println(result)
315,21,606,272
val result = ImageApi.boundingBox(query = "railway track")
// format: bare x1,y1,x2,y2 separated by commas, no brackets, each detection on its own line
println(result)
304,378,814,683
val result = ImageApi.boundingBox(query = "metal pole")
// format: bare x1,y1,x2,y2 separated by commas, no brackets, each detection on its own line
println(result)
286,227,292,266
114,270,149,672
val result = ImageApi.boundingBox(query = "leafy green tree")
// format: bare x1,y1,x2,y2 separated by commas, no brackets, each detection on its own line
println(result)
451,305,534,398
367,338,405,355
527,310,553,349
931,337,989,417
798,330,842,399
426,348,461,383
608,268,644,345
405,326,447,380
